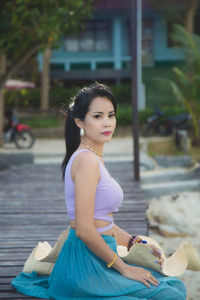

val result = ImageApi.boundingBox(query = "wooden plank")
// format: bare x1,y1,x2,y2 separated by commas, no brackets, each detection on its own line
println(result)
0,284,17,291
0,278,14,284
0,293,48,299
0,253,30,260
0,162,147,299
1,266,24,276
0,261,25,267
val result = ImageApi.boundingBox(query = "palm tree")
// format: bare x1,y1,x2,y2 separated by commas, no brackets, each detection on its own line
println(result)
157,24,200,145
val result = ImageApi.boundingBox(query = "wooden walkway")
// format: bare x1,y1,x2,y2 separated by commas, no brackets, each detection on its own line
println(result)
0,161,148,299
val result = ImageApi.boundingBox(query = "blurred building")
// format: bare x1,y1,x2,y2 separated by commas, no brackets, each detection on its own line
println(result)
37,0,198,85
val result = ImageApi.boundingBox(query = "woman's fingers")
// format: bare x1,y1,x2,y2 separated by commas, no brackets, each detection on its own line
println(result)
159,257,164,269
145,271,159,285
154,257,164,269
148,274,159,286
141,275,159,289
141,279,150,288
122,266,161,289
149,244,162,258
142,271,159,288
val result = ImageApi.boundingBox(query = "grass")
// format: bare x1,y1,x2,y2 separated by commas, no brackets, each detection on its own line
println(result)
147,137,200,162
189,146,200,162
147,138,186,157
21,115,63,128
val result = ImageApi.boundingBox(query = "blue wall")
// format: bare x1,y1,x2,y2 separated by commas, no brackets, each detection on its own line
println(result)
38,12,184,72
154,13,183,62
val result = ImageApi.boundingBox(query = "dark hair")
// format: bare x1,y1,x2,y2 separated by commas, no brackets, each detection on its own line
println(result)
61,82,117,179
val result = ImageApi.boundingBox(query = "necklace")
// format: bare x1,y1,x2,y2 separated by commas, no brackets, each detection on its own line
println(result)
80,141,103,158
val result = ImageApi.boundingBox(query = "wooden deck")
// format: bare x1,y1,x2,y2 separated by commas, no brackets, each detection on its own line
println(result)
0,161,148,299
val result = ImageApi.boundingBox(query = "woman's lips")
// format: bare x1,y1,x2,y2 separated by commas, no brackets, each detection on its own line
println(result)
102,132,112,135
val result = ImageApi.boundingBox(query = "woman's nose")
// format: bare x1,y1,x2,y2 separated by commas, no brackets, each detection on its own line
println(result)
104,120,111,127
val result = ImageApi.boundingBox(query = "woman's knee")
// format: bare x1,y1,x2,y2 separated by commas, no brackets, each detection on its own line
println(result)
152,280,186,300
168,278,186,299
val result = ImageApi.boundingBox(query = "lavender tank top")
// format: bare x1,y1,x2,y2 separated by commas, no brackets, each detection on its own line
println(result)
65,149,124,233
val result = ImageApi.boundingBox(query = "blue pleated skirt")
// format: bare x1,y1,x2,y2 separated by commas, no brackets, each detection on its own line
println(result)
11,228,186,299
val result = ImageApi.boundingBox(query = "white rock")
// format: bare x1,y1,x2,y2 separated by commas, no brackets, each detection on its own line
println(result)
147,191,200,235
147,191,200,300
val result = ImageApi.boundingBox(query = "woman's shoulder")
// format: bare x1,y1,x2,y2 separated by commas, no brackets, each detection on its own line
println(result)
74,150,100,169
72,150,101,183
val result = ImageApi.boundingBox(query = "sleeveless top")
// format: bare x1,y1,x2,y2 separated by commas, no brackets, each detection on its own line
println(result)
64,149,124,233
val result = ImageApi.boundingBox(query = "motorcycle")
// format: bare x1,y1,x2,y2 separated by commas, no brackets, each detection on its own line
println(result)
142,109,192,137
3,110,35,149
163,113,192,135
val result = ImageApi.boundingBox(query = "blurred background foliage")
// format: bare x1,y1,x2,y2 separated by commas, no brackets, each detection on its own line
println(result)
1,1,199,146
4,62,180,111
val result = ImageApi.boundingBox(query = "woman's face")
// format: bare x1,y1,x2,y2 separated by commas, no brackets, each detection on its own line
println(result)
80,96,116,147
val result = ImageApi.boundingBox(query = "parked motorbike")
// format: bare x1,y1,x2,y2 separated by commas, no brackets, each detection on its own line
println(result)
3,109,35,149
164,113,192,135
142,109,192,137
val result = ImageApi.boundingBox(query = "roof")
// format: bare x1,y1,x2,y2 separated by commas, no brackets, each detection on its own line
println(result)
94,0,152,13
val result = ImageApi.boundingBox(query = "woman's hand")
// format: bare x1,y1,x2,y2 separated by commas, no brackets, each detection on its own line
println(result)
147,244,164,269
121,265,160,288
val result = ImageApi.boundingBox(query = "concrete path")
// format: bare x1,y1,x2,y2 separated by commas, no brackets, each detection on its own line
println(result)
1,136,200,199
0,137,165,171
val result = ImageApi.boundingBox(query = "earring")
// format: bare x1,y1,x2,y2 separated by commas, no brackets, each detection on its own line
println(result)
80,128,85,136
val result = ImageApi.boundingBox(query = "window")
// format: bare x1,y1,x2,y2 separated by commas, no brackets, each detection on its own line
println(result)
50,63,65,71
64,20,111,52
127,18,154,66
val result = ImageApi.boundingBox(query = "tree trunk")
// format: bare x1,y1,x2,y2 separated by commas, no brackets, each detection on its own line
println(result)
0,44,41,90
184,0,199,33
40,46,51,111
0,53,6,147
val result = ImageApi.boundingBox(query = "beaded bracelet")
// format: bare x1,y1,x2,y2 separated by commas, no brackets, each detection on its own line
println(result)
127,235,147,252
127,235,139,251
107,253,117,268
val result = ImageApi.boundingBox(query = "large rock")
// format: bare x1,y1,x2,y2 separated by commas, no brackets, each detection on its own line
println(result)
147,191,200,236
148,191,200,300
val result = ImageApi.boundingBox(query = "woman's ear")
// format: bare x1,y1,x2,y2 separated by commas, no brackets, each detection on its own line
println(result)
74,118,83,130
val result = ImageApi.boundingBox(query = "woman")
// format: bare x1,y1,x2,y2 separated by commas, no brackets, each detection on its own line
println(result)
12,82,186,299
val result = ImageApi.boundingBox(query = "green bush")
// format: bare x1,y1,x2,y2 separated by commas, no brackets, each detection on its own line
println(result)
20,115,63,128
4,82,188,128
4,62,184,110
4,88,41,108
138,107,154,124
116,104,132,126
49,87,78,108
4,76,183,111
111,84,131,105
4,85,132,109
18,105,188,128
143,61,184,108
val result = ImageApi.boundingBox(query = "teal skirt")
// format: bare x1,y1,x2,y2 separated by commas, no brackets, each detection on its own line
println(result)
11,228,186,299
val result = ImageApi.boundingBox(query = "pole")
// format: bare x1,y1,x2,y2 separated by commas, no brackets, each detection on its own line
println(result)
0,53,6,147
130,0,140,181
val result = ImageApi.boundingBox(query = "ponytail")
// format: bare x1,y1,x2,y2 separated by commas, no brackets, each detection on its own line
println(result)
61,106,80,180
61,82,117,180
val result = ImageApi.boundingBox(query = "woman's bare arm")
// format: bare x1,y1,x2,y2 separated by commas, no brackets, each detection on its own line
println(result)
113,219,164,268
73,152,159,287
74,152,127,274
112,224,132,247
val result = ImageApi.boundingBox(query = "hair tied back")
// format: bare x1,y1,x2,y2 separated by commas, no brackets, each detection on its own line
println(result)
67,103,74,118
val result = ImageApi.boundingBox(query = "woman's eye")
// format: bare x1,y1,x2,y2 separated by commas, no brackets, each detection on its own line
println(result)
94,114,115,119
